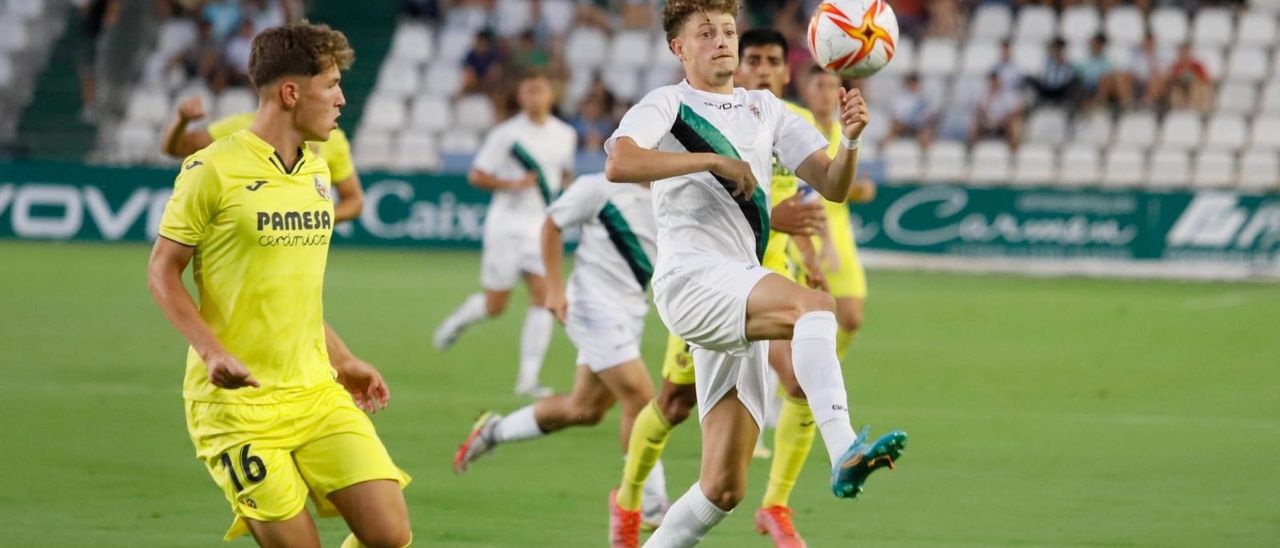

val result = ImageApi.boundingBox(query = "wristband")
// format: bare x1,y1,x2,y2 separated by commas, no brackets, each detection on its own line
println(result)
841,135,861,150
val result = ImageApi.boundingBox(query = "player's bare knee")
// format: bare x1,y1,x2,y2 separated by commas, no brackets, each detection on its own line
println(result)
572,404,608,426
797,290,837,316
659,388,696,425
699,477,745,510
352,520,412,548
837,305,863,333
782,380,807,400
484,295,507,316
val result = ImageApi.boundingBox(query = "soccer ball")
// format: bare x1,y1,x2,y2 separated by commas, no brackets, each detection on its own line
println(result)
807,0,899,79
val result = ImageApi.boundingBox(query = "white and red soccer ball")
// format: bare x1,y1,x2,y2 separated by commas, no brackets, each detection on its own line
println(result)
807,0,900,79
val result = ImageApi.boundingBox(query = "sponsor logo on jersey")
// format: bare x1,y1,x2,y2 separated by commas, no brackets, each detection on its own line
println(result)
256,210,332,232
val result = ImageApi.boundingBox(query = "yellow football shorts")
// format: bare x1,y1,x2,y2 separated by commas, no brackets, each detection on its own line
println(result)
185,383,410,540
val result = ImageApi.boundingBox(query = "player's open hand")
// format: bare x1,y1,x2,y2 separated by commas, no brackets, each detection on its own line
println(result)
177,96,207,123
771,195,827,236
205,352,259,389
710,156,758,199
336,358,390,413
802,252,830,292
838,87,869,140
544,290,569,325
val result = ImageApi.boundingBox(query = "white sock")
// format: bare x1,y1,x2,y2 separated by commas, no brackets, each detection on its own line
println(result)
517,307,553,387
493,405,544,443
791,311,857,466
764,369,782,429
444,293,489,331
643,459,668,502
643,483,728,548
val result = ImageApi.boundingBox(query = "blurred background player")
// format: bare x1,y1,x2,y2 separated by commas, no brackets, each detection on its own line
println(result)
159,92,365,223
432,71,578,397
453,173,669,533
146,24,411,548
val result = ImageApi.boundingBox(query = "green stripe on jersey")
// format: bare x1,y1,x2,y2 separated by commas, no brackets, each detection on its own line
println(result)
512,143,554,204
597,201,653,289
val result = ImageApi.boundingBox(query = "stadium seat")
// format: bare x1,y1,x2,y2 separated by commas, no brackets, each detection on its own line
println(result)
155,18,197,58
1058,145,1101,187
454,94,495,131
1192,150,1236,189
443,4,487,33
439,130,481,154
125,88,169,127
1235,10,1277,47
422,61,463,98
1149,7,1190,49
1192,7,1235,49
1157,111,1203,151
1059,5,1101,45
0,16,29,52
1027,107,1069,146
923,141,968,183
652,34,679,67
863,72,901,106
1261,81,1280,113
541,0,576,36
1114,111,1158,149
916,38,959,77
1011,41,1047,75
1102,148,1146,188
1204,113,1249,152
393,131,440,172
608,30,652,69
0,54,12,90
1238,149,1280,191
882,139,923,182
1073,110,1114,147
1014,5,1056,45
390,23,434,64
968,3,1013,43
1253,0,1280,14
959,41,999,76
118,123,158,162
215,88,256,118
1225,46,1269,83
353,131,393,169
1104,6,1146,46
1194,45,1225,80
602,66,641,102
1012,144,1056,186
881,37,914,76
565,27,609,70
376,60,421,98
1147,150,1191,188
861,107,891,146
1249,116,1280,150
436,27,476,63
1215,82,1257,114
409,95,452,133
363,94,408,132
968,141,1011,185
643,65,681,95
5,0,44,20
493,0,533,37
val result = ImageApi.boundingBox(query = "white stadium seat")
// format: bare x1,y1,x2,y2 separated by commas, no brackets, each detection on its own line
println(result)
0,55,13,89
1012,144,1056,186
1012,41,1046,75
1102,148,1146,188
916,38,959,77
389,24,434,64
1203,114,1249,152
1149,7,1190,49
354,131,392,169
376,60,421,98
215,88,256,118
608,30,652,69
1073,110,1113,147
0,16,29,52
883,139,923,182
863,73,902,107
565,27,609,70
1261,81,1280,113
968,141,1011,185
1193,45,1225,80
1225,46,1268,83
1238,149,1280,191
959,41,999,75
652,34,679,67
969,3,1013,43
126,88,170,126
435,27,476,63
881,37,914,76
6,0,45,20
422,61,463,98
1192,7,1235,49
1059,6,1101,45
493,0,533,37
1192,151,1236,189
454,94,495,132
923,141,968,183
1058,145,1101,187
1158,111,1203,151
409,95,452,133
861,107,891,147
1027,107,1069,146
1105,6,1146,46
1014,6,1057,44
1235,10,1277,47
1215,82,1257,114
439,130,481,155
541,0,576,36
118,123,157,162
643,65,682,94
1114,111,1158,149
1249,116,1280,150
602,66,641,102
362,94,408,132
1147,150,1191,188
393,131,440,172
1252,0,1280,15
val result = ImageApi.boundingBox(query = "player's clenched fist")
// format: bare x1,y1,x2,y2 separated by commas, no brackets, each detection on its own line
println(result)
838,87,869,141
204,352,259,389
177,96,207,123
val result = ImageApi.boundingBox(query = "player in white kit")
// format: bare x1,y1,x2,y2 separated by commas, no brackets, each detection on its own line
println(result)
451,174,668,519
433,72,578,397
603,2,907,546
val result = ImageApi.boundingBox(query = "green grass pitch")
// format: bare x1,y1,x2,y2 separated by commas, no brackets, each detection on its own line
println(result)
1,241,1277,546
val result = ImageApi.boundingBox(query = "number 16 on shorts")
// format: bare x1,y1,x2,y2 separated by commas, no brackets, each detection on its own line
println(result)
220,444,267,496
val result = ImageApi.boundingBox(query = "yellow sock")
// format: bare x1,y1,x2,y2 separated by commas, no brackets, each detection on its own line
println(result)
762,395,816,508
341,533,412,548
836,328,857,358
616,400,673,511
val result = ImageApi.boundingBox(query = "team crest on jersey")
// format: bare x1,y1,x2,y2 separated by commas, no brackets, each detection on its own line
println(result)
240,497,258,509
748,104,762,121
314,176,330,201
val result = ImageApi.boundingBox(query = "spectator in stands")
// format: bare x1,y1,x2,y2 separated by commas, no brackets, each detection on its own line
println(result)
570,93,616,152
892,0,927,41
1026,38,1078,107
212,18,255,92
1153,43,1213,113
462,29,501,93
925,0,962,39
402,0,441,22
1124,32,1167,108
970,71,1024,148
510,29,550,72
1077,33,1132,110
201,0,242,41
165,18,220,86
243,0,284,33
992,39,1023,94
75,0,116,122
885,72,937,147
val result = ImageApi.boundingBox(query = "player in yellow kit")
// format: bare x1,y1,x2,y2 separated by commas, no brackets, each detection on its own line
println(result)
160,87,365,223
146,24,410,548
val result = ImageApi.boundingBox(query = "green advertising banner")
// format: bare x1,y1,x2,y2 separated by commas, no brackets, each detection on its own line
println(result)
2,162,1278,276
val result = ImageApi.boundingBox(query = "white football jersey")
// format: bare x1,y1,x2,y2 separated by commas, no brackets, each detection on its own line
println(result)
604,80,827,272
548,173,656,316
472,112,578,236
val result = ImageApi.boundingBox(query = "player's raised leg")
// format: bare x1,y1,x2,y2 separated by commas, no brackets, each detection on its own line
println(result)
245,511,322,548
329,480,412,548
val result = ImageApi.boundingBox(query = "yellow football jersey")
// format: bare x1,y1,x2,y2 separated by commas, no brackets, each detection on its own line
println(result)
159,130,337,404
761,101,818,272
208,112,356,182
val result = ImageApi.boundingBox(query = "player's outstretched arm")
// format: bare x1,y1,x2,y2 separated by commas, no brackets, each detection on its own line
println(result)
605,137,758,197
796,88,869,202
467,168,536,192
161,97,214,158
540,218,569,324
147,237,258,389
325,323,389,413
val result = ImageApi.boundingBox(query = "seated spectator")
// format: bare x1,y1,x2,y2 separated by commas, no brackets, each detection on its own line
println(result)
511,29,550,72
243,0,284,33
970,71,1024,148
201,0,241,41
925,0,962,39
1154,43,1213,113
402,0,440,22
462,29,501,93
166,18,220,85
992,39,1023,94
1124,32,1169,108
884,72,937,147
571,94,617,152
1077,33,1133,110
212,18,255,92
1026,37,1078,106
